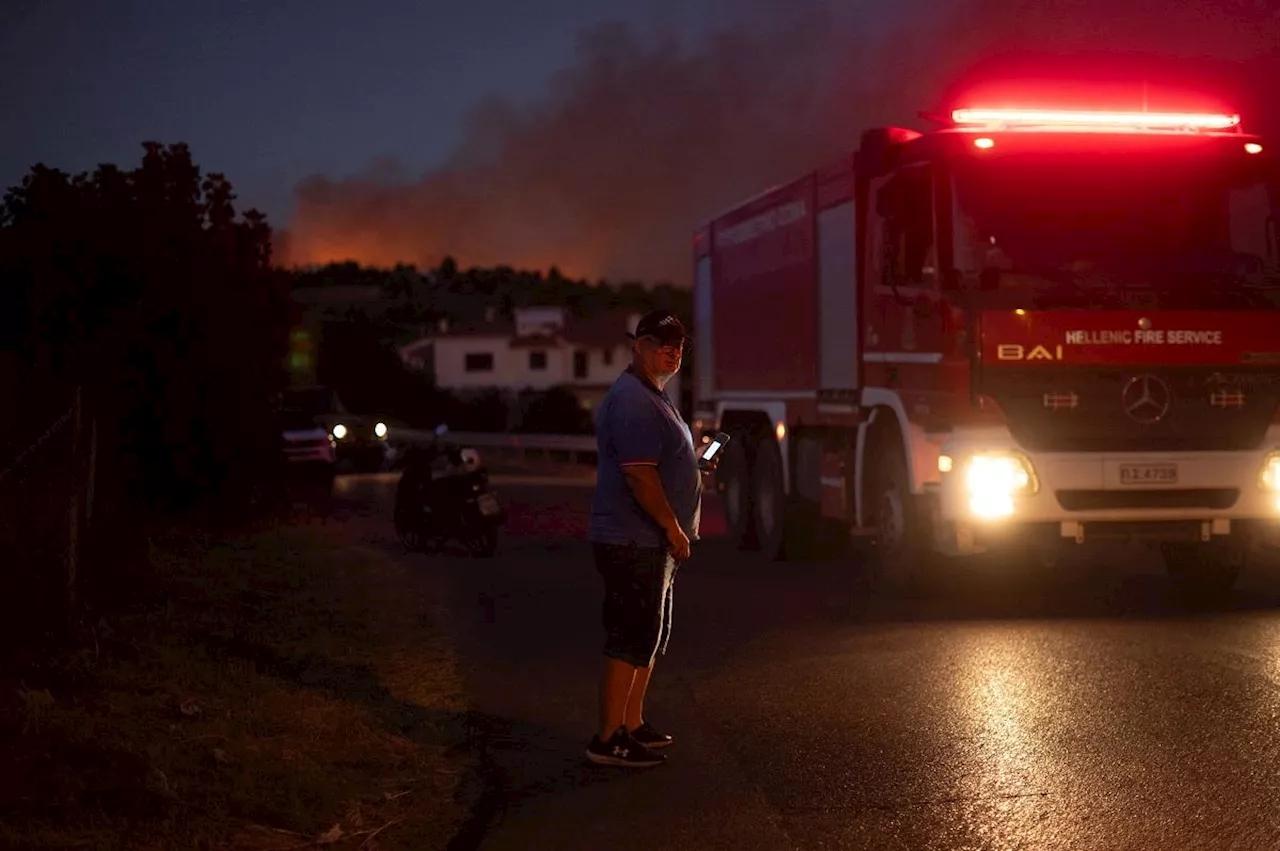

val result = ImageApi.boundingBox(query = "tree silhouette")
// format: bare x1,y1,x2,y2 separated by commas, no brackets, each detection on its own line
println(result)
290,257,692,330
1,141,292,522
437,255,458,279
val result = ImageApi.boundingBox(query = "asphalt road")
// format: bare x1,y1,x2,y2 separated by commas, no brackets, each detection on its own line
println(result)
324,472,1280,851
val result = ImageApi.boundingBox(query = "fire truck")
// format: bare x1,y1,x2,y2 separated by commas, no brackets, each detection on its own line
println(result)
692,100,1280,594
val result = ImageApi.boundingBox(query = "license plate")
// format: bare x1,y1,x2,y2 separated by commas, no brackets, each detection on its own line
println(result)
477,492,501,516
1119,463,1178,485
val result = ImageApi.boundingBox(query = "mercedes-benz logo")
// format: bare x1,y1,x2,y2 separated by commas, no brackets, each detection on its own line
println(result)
1121,374,1172,424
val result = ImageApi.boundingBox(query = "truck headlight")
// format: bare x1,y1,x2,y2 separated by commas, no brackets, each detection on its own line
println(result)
374,421,388,439
332,423,347,440
1260,453,1280,509
962,452,1037,519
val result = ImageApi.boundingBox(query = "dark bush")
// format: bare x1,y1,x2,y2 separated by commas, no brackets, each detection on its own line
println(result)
0,143,290,518
445,389,511,432
518,386,594,434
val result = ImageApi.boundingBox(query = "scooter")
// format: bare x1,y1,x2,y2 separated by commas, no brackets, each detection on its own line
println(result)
393,424,505,558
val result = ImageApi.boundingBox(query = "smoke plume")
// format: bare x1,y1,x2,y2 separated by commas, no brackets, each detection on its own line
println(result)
282,0,1279,285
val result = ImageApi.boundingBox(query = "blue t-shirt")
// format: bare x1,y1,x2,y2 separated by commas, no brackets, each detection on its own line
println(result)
588,369,702,548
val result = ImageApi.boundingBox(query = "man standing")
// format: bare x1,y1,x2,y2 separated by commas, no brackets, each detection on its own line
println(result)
585,309,706,769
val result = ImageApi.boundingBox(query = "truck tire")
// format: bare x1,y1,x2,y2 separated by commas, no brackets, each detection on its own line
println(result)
718,437,754,550
1160,541,1245,598
751,439,786,561
863,435,937,595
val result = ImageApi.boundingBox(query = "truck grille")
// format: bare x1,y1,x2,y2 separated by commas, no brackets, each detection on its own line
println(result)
981,368,1280,453
1055,489,1240,511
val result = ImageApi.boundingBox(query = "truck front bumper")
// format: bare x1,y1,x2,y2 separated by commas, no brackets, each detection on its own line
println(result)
933,425,1280,555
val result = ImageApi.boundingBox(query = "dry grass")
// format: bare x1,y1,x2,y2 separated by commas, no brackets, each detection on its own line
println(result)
0,512,475,850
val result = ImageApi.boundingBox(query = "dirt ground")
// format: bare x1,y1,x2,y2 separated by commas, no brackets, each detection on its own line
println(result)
0,500,476,850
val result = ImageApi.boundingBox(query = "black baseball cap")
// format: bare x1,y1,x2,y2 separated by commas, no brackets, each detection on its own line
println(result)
628,309,690,344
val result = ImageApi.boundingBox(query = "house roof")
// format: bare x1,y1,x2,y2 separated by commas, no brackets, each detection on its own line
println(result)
399,338,434,357
508,334,561,349
404,307,638,352
438,319,517,338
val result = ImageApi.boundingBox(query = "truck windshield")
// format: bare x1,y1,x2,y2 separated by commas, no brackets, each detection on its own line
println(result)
951,148,1279,309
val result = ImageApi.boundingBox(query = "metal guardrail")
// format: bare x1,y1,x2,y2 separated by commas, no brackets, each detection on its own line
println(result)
393,428,597,454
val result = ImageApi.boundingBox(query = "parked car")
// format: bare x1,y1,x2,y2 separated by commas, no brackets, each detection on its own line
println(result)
280,405,337,488
283,385,394,473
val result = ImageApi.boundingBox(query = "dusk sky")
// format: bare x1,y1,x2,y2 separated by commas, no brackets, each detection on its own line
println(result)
1,0,724,225
4,0,1276,283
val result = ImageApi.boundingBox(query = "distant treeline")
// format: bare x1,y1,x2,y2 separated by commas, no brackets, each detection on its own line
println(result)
290,257,691,328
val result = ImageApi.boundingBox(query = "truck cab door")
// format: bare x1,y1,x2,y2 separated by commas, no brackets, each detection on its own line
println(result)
865,163,944,359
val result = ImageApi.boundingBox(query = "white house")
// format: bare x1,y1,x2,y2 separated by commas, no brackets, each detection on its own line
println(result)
398,306,681,415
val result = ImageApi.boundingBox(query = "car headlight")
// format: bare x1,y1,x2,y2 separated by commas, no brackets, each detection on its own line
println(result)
332,423,347,440
374,421,388,439
959,452,1038,519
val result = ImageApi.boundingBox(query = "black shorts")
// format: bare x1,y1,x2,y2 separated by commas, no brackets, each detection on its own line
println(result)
593,542,678,668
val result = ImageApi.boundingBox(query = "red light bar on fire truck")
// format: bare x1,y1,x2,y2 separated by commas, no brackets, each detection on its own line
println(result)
951,108,1241,132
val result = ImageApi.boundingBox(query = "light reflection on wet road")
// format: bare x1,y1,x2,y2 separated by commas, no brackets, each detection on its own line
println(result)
326,471,1280,850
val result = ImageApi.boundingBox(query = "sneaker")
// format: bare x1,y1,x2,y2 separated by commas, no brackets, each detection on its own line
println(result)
585,727,665,768
629,721,673,749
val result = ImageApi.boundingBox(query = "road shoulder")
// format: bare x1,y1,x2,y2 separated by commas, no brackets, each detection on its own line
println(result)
0,509,475,850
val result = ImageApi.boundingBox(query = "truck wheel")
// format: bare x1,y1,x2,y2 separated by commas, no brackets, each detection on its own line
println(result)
751,439,786,561
718,437,754,549
864,439,936,595
1160,542,1245,598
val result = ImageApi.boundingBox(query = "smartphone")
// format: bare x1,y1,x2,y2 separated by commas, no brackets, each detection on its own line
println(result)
698,432,731,469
